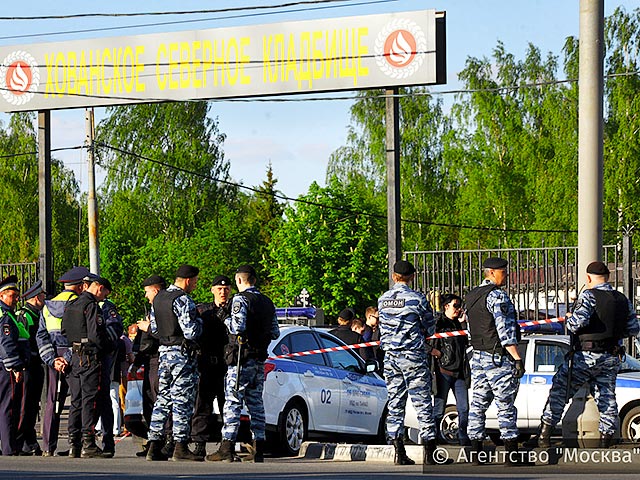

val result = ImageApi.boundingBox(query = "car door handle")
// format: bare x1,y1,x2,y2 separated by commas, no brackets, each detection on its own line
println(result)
342,377,353,384
303,371,315,378
531,376,547,385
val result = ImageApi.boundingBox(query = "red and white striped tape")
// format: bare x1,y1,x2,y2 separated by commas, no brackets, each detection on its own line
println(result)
269,317,566,360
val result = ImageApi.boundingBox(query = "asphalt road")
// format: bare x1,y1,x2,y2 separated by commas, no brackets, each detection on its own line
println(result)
1,436,640,480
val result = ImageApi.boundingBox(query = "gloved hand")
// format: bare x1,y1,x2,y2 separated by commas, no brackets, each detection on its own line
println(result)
514,359,525,379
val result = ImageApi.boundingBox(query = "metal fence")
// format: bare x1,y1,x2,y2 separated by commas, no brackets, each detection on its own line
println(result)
0,262,39,294
405,243,633,322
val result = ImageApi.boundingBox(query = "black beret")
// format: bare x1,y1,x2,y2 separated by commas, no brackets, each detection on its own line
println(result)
483,257,508,269
142,274,167,288
338,308,355,321
586,261,610,276
92,276,113,292
58,266,90,284
22,279,44,300
236,265,257,277
0,275,19,293
211,275,232,287
176,264,199,279
393,260,416,275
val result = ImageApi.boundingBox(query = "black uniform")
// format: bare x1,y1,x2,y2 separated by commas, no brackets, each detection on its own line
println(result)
328,325,367,358
61,291,109,450
15,303,45,454
133,328,161,427
190,302,229,443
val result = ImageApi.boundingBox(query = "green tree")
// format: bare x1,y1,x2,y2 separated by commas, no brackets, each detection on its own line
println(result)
265,179,387,320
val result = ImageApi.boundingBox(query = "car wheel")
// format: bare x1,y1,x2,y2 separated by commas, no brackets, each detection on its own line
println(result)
621,406,640,442
279,400,307,456
439,406,460,445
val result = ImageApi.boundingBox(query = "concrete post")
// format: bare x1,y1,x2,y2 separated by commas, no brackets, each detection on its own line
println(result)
385,88,401,287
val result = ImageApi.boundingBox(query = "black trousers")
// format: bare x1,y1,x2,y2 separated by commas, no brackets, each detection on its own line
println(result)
17,356,45,449
95,353,115,449
190,356,225,442
142,353,160,426
67,353,101,438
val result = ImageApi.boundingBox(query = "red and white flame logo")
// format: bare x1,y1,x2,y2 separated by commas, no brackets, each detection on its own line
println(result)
384,30,417,68
6,61,32,95
0,51,40,107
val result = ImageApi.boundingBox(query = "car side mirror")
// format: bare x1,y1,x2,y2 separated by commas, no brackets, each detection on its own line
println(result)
365,359,379,373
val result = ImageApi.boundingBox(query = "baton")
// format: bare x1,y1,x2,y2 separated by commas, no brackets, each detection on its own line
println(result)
55,372,63,415
234,336,244,391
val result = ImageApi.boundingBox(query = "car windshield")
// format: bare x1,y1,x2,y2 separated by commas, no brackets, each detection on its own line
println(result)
620,354,640,373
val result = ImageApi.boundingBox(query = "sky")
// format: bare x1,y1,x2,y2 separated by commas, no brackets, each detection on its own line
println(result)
0,0,637,199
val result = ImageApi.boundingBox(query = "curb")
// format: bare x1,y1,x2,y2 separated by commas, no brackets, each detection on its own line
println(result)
298,442,640,465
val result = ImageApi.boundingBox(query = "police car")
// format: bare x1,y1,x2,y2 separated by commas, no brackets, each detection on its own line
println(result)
124,324,388,455
427,334,640,445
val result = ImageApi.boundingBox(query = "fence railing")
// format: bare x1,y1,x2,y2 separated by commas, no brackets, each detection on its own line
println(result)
405,244,627,323
0,262,39,294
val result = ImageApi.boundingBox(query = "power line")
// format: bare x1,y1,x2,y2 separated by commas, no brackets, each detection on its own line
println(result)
95,141,580,234
0,145,83,159
0,0,396,42
0,0,368,20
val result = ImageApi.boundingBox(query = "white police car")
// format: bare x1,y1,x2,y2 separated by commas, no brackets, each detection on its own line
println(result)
125,325,388,455
264,325,388,455
429,334,640,445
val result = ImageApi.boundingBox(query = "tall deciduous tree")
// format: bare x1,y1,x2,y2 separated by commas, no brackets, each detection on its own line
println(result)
265,179,387,319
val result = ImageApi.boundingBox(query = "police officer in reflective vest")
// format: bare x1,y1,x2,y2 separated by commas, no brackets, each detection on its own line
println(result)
36,266,90,456
538,261,639,448
15,280,46,456
190,275,231,458
207,265,279,463
466,257,527,465
61,276,112,458
378,260,438,466
145,265,203,462
0,275,28,456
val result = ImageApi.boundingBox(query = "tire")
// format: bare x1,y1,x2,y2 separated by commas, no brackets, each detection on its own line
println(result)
278,400,307,456
438,406,460,445
621,405,640,443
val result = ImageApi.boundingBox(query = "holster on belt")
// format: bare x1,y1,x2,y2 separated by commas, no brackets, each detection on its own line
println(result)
72,341,98,366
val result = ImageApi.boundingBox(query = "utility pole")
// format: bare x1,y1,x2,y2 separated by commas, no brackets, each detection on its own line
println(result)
38,111,53,294
85,108,100,275
577,0,604,287
385,88,401,287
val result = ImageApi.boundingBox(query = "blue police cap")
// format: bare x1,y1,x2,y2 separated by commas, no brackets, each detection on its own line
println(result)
0,275,19,293
57,266,90,285
22,279,44,300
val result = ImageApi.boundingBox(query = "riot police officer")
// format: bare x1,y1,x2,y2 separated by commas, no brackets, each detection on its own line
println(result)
190,275,230,457
378,260,438,466
36,266,90,456
0,276,28,456
145,265,203,462
538,261,639,448
61,276,112,458
466,257,527,465
206,265,279,463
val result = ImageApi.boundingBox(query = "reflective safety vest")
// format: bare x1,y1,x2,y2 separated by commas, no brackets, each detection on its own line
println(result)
7,310,29,339
43,291,78,331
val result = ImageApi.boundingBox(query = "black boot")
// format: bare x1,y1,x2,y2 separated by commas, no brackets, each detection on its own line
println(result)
192,442,207,458
243,440,265,463
161,437,175,458
171,441,204,462
393,437,415,465
146,440,169,461
599,432,614,449
102,434,115,458
423,439,437,465
470,439,485,465
206,439,238,462
80,434,103,459
504,439,533,466
68,434,81,459
537,422,553,449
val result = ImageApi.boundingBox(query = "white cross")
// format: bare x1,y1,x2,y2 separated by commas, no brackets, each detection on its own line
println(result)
298,288,310,307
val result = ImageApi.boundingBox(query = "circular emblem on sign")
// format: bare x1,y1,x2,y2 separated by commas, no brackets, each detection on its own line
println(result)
0,51,40,106
375,19,426,79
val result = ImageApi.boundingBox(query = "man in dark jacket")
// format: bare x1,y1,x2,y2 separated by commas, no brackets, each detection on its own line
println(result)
329,308,365,357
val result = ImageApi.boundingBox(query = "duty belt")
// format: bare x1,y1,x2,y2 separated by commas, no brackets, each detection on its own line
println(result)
578,339,617,353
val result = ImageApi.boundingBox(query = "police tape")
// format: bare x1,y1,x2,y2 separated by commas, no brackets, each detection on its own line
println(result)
269,317,566,360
